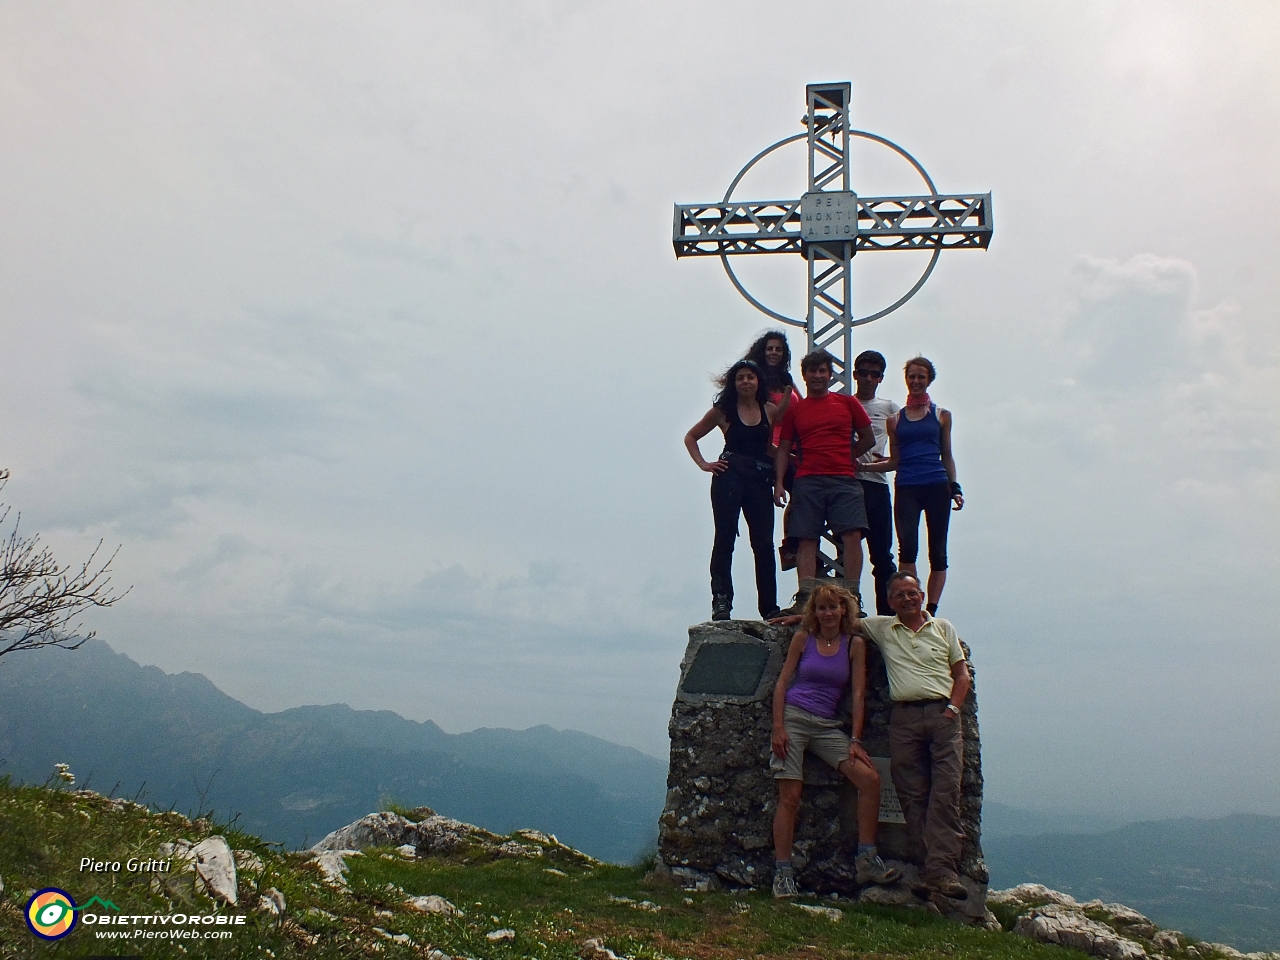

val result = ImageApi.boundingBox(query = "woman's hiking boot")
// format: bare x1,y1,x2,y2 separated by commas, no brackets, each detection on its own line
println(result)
854,850,902,886
711,593,732,621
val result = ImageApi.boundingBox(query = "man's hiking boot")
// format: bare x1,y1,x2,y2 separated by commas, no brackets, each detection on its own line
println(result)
836,581,866,618
772,871,799,899
777,578,819,617
929,875,968,900
854,851,901,886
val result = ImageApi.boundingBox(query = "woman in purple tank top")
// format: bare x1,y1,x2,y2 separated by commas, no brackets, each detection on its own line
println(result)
767,583,901,898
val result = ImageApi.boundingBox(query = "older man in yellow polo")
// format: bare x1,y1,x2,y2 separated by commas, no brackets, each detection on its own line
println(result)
853,571,971,899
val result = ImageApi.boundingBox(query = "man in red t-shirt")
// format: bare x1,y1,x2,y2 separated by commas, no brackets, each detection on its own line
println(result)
773,350,877,615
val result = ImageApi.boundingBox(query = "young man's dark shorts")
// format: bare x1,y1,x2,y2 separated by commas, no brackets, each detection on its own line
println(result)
788,475,868,540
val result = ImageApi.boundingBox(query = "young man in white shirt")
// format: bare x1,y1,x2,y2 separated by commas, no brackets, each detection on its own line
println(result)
852,350,899,615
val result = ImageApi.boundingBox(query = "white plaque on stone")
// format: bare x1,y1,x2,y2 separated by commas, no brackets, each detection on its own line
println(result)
801,191,858,242
872,756,906,824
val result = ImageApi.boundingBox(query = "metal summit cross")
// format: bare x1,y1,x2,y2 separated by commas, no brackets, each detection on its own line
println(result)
673,81,993,393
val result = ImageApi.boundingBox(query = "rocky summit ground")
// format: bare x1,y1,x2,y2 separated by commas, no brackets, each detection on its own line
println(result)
1,774,1277,960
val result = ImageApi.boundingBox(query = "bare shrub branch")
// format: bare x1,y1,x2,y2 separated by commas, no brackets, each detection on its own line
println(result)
0,468,128,658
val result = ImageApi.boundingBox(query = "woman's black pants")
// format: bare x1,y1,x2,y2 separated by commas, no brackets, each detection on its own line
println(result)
710,470,777,618
894,481,951,570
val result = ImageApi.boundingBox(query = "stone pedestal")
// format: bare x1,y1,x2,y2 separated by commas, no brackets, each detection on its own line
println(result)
655,619,991,923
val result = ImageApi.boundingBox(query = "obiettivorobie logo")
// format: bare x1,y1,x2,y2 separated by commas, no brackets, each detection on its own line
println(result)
25,889,121,941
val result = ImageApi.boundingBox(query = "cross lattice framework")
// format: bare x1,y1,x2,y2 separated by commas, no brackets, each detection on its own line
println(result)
673,81,993,393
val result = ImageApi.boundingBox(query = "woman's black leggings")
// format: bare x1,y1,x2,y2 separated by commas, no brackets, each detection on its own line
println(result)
895,482,951,570
710,470,777,617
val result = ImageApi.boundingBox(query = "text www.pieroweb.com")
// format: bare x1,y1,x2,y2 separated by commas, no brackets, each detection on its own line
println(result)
84,912,246,941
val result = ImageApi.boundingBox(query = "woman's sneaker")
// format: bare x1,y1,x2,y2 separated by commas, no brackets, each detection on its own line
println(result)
854,850,902,886
772,870,799,899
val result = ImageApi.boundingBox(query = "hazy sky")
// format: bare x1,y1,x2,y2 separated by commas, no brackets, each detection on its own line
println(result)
2,1,1277,820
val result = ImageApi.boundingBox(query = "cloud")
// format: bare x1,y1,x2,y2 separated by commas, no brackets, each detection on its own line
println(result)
1,1,1278,803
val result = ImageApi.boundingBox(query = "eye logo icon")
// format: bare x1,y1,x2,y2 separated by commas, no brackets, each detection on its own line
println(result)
26,888,78,940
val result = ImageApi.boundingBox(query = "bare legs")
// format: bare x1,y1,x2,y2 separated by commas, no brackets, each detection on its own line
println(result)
773,758,882,863
773,779,803,861
841,758,883,844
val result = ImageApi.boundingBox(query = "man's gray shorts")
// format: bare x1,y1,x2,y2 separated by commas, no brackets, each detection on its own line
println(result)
788,475,868,540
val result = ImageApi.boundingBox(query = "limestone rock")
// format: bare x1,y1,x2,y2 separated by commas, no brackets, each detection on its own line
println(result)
485,928,516,942
405,895,462,916
310,808,518,862
310,850,354,888
515,829,557,845
1014,903,1146,960
1195,945,1280,960
234,850,265,876
581,937,625,960
988,882,1080,908
1080,900,1158,940
794,903,843,921
158,838,197,867
415,812,503,856
257,887,286,916
311,811,417,852
396,844,417,858
496,840,542,858
985,884,1280,959
1152,930,1183,953
192,836,238,906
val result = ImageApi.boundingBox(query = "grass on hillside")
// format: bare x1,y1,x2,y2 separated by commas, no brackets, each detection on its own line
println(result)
1,774,1099,960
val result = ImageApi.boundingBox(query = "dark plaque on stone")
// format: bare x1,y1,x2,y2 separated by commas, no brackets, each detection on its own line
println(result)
679,641,770,697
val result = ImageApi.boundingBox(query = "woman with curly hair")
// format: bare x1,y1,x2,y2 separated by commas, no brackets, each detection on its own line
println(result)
684,359,780,621
744,330,802,571
768,582,900,898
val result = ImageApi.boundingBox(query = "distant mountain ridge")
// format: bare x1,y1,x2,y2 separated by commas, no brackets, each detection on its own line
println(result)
985,814,1280,952
0,640,666,863
981,800,1131,840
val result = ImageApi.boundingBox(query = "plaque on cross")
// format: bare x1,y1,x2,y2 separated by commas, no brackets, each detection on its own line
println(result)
673,81,993,393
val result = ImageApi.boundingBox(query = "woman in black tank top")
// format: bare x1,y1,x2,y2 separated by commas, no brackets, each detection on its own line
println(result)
684,359,781,621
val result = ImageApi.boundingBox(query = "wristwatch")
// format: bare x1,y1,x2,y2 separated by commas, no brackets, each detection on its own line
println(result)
944,704,959,716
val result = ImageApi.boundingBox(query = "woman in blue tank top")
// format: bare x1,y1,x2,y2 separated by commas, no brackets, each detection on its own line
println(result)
767,583,900,898
884,356,964,615
684,359,780,622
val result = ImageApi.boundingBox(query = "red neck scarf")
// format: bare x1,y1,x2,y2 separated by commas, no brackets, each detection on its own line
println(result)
905,392,932,409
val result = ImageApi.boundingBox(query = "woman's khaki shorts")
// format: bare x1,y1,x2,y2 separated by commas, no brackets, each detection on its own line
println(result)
770,703,851,780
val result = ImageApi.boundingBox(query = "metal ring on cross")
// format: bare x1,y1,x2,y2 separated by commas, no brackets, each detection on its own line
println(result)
719,130,943,329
